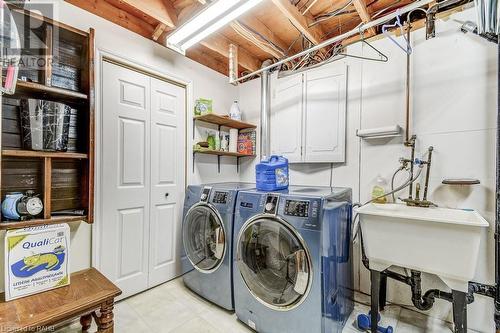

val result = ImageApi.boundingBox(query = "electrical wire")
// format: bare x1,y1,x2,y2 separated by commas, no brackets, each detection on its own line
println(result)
232,21,286,58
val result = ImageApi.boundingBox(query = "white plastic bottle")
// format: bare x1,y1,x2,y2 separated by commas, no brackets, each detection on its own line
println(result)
371,175,388,204
229,101,241,120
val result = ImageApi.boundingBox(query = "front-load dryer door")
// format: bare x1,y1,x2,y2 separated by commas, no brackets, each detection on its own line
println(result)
183,203,226,273
236,216,312,311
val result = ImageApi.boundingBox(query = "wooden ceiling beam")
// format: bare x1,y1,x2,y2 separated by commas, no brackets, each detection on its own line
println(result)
352,0,376,35
65,0,155,38
119,0,178,28
270,0,323,44
152,23,168,40
187,45,229,76
200,34,261,72
233,16,292,58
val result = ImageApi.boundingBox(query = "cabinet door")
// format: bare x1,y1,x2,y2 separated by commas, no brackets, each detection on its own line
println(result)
304,64,347,163
271,74,303,162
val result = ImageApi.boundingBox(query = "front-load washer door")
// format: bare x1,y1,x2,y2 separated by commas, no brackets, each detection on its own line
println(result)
183,203,226,273
236,216,312,311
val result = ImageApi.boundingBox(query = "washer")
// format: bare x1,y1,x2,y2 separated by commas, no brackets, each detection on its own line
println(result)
181,182,254,310
233,186,354,333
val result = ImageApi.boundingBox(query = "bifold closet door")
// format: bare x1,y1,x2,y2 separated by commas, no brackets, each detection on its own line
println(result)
101,61,185,298
148,78,185,288
101,61,151,298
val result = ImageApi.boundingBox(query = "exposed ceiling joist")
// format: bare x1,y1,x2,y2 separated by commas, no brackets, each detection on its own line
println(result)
66,0,155,38
200,34,261,72
230,22,284,59
233,16,292,58
120,0,178,28
152,23,168,40
270,0,323,45
352,0,376,35
187,45,229,76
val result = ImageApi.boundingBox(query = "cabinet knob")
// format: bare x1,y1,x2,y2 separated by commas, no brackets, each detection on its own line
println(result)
165,193,169,198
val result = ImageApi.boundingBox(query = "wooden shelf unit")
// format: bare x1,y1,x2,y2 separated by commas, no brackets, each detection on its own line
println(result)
0,7,95,230
192,114,257,173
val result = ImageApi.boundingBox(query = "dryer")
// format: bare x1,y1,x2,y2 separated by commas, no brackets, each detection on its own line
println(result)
181,182,254,310
233,186,353,333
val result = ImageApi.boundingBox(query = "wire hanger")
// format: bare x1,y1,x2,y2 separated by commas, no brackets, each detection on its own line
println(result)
381,9,412,54
327,28,389,63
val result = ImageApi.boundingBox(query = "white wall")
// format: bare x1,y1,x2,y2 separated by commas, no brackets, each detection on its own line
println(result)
0,1,239,291
238,8,497,332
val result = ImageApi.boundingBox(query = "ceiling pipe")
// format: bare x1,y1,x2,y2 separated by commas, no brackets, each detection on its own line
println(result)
260,59,273,159
229,0,435,84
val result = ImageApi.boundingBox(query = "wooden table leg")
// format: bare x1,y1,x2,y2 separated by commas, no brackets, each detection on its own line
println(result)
97,299,115,333
80,313,93,332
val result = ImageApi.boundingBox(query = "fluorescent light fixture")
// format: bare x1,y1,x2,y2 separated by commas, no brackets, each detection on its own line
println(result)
167,0,263,54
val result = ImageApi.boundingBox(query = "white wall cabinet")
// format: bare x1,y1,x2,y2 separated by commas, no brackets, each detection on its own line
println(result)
271,63,347,163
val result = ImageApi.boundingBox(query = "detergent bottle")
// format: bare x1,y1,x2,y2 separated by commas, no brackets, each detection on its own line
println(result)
256,155,289,191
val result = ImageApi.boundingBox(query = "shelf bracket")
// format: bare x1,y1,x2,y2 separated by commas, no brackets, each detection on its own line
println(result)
237,157,240,173
217,155,221,173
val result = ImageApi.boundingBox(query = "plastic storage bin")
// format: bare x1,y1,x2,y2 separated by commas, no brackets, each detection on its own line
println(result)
256,155,289,191
20,99,72,151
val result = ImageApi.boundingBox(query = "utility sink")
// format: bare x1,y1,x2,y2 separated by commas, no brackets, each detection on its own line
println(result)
356,203,489,292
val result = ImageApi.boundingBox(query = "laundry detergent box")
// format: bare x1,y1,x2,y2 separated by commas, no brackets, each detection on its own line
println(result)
4,223,70,301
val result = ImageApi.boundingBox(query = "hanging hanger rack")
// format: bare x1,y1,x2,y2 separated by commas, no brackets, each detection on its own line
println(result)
381,9,413,54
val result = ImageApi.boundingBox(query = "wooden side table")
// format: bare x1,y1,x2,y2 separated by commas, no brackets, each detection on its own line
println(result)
0,268,122,332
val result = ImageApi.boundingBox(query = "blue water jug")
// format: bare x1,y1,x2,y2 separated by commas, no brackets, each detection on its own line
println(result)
256,155,289,191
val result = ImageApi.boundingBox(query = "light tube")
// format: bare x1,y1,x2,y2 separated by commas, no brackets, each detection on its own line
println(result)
167,0,263,54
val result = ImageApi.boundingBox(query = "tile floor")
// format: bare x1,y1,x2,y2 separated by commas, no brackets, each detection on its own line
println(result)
56,277,475,333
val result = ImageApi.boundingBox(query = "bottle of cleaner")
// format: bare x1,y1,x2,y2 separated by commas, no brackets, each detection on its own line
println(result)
229,101,241,120
371,175,388,204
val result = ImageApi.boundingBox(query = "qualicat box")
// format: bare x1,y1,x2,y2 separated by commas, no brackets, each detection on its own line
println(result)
4,223,70,301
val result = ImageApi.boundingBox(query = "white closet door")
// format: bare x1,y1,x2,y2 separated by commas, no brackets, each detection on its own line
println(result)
148,78,185,287
271,74,303,162
304,64,347,163
101,61,151,298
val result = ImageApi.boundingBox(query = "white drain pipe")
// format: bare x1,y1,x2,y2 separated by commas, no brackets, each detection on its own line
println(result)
260,60,273,160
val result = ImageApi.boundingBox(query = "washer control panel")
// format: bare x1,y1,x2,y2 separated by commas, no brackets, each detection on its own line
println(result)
284,200,310,218
263,194,279,214
212,191,229,204
200,187,211,202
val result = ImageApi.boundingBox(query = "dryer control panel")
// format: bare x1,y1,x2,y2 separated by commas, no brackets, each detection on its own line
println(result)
284,200,309,218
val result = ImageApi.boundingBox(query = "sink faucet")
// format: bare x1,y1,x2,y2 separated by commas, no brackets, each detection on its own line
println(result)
402,144,437,208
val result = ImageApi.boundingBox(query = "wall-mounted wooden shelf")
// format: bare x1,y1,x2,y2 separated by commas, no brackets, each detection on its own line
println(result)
0,215,87,230
192,114,257,173
15,81,88,102
2,150,88,159
194,148,255,158
194,113,257,130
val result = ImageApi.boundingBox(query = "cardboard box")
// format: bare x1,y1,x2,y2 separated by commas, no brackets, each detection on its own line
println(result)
4,224,70,301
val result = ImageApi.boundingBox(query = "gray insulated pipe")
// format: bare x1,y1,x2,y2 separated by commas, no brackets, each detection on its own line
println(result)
260,60,273,160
